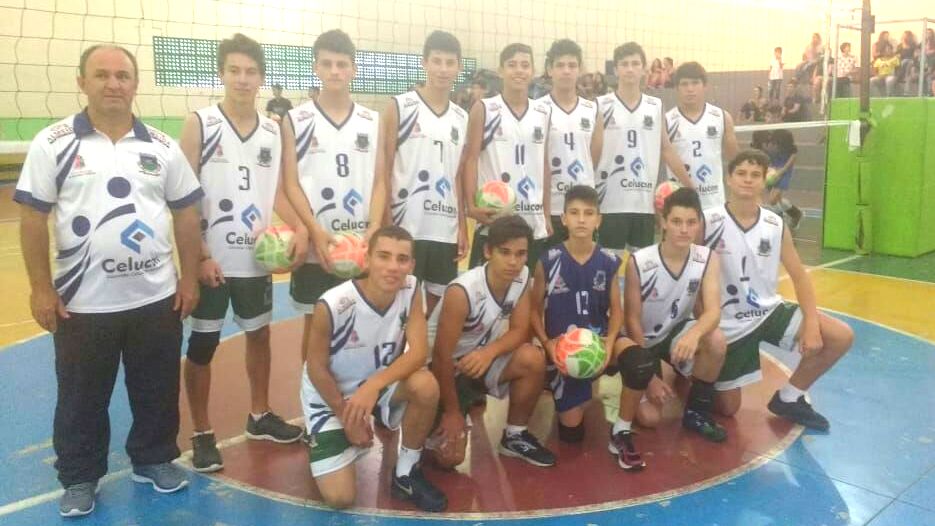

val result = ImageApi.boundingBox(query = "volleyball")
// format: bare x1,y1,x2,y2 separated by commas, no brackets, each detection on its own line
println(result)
475,180,516,216
553,327,609,379
654,181,682,212
329,232,367,279
253,225,294,273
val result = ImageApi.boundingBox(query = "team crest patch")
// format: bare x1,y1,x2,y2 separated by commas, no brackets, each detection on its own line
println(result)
643,115,654,129
399,310,409,330
688,278,700,294
691,248,707,263
355,133,370,151
592,270,607,292
707,125,718,137
138,153,161,175
757,238,772,256
337,296,355,315
580,117,591,131
257,147,272,167
533,126,544,143
451,126,460,144
501,301,515,316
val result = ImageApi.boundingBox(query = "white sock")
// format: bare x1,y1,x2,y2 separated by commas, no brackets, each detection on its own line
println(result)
779,383,806,403
395,445,422,477
505,424,526,437
612,419,632,435
250,412,269,422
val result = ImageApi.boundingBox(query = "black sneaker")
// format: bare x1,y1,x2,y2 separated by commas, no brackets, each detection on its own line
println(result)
608,430,645,471
245,412,305,443
191,432,223,473
498,430,556,467
59,481,98,517
768,392,830,431
391,464,448,512
682,409,728,443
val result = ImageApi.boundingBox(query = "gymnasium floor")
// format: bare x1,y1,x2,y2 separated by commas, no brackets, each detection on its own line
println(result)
0,186,934,525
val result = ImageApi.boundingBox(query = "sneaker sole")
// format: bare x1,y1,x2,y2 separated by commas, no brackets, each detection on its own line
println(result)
244,430,305,444
60,501,94,518
497,444,555,467
767,406,830,432
607,442,645,471
131,473,189,494
192,462,224,473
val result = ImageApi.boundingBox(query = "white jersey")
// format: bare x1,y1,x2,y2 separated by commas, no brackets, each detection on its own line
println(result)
301,275,417,422
703,205,784,342
633,243,711,347
195,105,281,277
289,101,379,263
478,94,551,239
537,94,597,213
666,103,726,209
596,93,663,214
428,264,529,359
14,112,203,313
390,91,468,243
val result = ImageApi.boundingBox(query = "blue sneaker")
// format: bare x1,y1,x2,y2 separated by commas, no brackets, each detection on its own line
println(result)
59,481,98,517
132,462,189,493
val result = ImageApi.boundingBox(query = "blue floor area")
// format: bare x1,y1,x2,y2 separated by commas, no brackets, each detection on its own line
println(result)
1,283,934,525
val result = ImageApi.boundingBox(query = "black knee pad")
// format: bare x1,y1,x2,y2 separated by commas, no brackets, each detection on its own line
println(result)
186,331,221,365
558,421,585,443
619,346,656,390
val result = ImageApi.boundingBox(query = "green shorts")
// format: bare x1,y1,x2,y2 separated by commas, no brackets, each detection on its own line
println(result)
290,263,344,314
717,302,803,391
469,230,545,272
598,213,655,250
646,318,698,377
413,240,458,296
191,276,272,333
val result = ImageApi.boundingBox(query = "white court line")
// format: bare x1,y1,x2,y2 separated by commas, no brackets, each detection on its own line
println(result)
0,467,132,518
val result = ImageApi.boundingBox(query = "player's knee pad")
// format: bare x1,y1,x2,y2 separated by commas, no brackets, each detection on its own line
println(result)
619,346,655,391
186,331,221,365
558,421,585,443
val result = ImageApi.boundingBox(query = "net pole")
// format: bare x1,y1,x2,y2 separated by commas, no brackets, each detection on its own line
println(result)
831,24,840,102
855,0,874,255
820,0,833,116
919,19,929,97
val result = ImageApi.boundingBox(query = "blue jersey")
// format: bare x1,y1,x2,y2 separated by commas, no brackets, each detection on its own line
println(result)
540,244,621,338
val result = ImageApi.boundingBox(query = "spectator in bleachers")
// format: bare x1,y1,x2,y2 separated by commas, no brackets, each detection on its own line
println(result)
647,58,665,89
870,43,900,97
265,84,292,121
469,78,489,105
835,42,857,98
782,79,807,122
663,57,675,87
592,71,608,97
765,103,783,123
302,86,319,104
739,86,767,123
926,29,935,95
872,31,892,62
897,31,920,85
795,33,822,84
768,47,784,101
576,72,594,99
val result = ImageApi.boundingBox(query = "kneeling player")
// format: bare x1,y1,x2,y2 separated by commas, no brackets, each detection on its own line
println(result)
704,150,853,430
302,226,446,512
620,187,728,468
529,186,636,451
428,216,555,469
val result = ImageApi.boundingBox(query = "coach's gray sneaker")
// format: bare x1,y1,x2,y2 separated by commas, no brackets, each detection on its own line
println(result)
132,462,189,493
246,412,304,444
191,432,224,473
59,481,97,517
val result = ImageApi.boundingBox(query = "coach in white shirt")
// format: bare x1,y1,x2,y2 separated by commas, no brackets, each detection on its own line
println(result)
15,45,203,517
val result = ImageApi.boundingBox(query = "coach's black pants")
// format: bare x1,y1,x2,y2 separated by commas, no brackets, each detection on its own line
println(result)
52,295,182,487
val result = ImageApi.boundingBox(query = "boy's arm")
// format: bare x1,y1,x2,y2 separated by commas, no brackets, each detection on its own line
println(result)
463,101,496,225
776,153,797,177
366,118,388,240
605,258,625,352
529,261,552,357
623,257,646,347
661,120,693,188
542,118,553,233
688,253,722,337
305,302,343,414
780,226,823,355
381,99,399,227
590,106,604,171
430,285,470,416
458,283,532,379
722,111,740,163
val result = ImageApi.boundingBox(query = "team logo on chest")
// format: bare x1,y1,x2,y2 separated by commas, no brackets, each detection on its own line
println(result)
451,126,460,144
643,115,654,129
355,133,370,152
138,153,161,176
580,117,591,131
757,238,772,257
688,278,700,294
707,125,718,138
592,270,607,292
257,147,272,167
533,126,544,143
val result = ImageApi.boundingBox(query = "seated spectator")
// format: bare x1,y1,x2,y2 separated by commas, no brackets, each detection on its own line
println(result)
577,72,595,100
927,29,935,95
739,86,767,123
647,59,665,89
469,78,489,106
663,57,675,87
897,31,920,83
835,42,858,98
795,33,823,84
592,71,608,98
872,31,892,62
765,103,784,123
870,43,900,97
782,79,808,122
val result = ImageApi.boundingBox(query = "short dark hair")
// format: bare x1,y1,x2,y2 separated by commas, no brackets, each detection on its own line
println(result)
840,42,851,52
471,78,488,89
563,185,599,211
774,46,783,53
217,33,265,76
613,42,646,67
367,225,414,255
272,83,283,91
662,187,703,219
728,149,770,175
546,39,582,68
673,61,707,85
314,29,356,62
499,43,533,67
486,215,533,250
79,44,138,79
423,30,461,60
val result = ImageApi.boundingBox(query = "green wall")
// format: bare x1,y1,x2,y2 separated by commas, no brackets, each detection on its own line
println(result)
1,117,185,142
824,98,935,257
